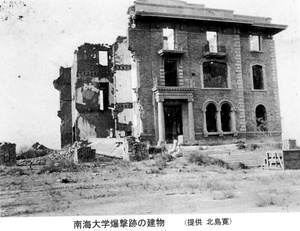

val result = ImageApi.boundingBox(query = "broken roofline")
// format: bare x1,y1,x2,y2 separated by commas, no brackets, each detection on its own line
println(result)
131,0,287,34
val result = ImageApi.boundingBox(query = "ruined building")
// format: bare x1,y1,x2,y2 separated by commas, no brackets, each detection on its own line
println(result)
54,0,287,148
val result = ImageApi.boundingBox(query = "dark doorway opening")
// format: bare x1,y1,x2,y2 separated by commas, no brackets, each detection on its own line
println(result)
164,105,183,143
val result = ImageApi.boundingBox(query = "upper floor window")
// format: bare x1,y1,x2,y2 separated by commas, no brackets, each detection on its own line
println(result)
206,31,218,52
99,51,108,66
203,61,228,88
252,65,264,90
250,35,261,51
164,58,178,86
99,82,109,111
163,28,174,50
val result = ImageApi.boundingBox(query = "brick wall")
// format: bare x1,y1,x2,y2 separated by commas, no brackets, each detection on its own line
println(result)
128,16,282,144
240,32,282,135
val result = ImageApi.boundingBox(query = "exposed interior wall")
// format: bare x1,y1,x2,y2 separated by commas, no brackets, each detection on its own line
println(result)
131,54,144,138
73,43,114,141
113,37,134,137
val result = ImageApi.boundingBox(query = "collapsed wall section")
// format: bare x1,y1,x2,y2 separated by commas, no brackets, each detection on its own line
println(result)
53,67,73,148
73,43,115,141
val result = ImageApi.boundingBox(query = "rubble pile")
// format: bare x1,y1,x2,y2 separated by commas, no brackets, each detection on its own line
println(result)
130,142,149,161
17,147,75,166
0,142,16,165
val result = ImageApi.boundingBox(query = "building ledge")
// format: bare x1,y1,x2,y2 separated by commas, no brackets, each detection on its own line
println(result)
153,86,195,92
204,131,238,137
203,45,226,58
158,49,186,56
152,86,195,102
203,52,227,58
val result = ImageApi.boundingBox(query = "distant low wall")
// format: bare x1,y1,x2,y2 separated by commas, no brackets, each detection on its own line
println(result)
283,150,300,170
0,142,16,165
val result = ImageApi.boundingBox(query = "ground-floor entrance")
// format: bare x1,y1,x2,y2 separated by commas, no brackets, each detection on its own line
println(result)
152,87,195,145
164,105,183,143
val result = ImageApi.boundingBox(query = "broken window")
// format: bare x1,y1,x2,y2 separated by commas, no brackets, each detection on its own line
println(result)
203,61,227,88
256,105,267,131
206,31,218,52
221,103,231,132
250,35,261,51
99,83,109,110
99,51,108,66
164,59,178,86
206,103,217,132
163,28,175,50
252,65,264,90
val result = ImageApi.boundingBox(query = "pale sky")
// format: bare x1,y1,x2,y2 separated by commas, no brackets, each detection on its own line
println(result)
0,0,299,150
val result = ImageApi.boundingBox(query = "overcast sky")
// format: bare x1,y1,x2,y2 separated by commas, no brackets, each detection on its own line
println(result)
0,0,299,150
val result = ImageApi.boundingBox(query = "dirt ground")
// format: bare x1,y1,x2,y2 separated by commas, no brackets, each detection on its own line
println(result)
1,156,300,217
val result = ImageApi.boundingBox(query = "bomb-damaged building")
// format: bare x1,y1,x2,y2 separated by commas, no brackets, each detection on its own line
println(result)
54,0,287,148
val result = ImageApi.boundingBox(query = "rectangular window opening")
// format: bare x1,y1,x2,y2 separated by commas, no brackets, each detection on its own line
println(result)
250,35,261,51
99,83,109,110
99,51,108,66
207,31,218,53
164,59,178,86
163,28,175,50
252,65,264,89
203,61,228,88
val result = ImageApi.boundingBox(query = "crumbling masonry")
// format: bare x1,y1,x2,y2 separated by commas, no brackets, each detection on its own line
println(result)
54,0,287,148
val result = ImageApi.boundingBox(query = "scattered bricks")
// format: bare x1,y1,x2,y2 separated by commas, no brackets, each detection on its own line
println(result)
0,142,16,166
129,142,149,161
124,136,136,154
16,147,75,166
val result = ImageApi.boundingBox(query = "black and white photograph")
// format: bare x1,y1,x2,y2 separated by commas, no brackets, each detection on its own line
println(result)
0,0,299,230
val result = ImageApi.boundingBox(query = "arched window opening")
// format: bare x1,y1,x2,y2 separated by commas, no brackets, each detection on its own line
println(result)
256,105,267,131
206,103,217,132
221,103,231,132
252,65,264,90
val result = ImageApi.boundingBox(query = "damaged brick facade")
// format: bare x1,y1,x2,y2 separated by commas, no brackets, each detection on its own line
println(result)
54,44,116,148
127,0,287,145
53,67,72,147
54,0,287,147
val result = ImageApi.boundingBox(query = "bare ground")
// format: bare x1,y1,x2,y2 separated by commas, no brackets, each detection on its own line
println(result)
1,157,300,217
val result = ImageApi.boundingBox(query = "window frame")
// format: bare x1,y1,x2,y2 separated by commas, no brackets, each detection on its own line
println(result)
164,58,179,87
250,63,267,91
202,100,237,137
163,27,175,50
255,104,268,132
249,35,262,52
206,31,218,53
200,60,231,89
